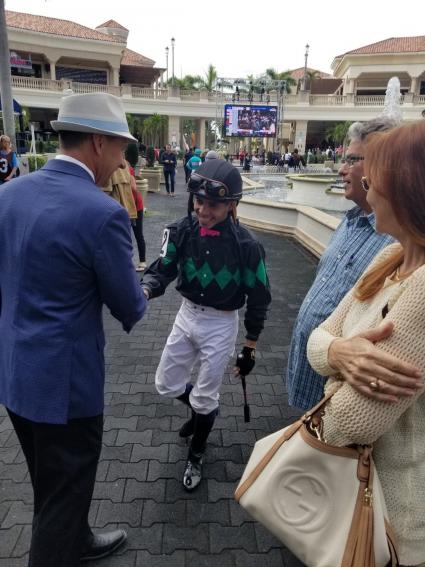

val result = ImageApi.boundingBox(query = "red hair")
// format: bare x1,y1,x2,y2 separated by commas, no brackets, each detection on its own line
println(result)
355,120,425,300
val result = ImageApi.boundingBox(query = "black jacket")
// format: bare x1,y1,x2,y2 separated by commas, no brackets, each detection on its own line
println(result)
161,151,177,171
142,215,271,340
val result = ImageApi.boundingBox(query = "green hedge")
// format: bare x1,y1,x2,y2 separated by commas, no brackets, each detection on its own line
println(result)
27,155,48,172
35,140,59,154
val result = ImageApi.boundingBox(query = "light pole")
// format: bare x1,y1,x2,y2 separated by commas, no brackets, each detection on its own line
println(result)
165,46,169,85
0,0,16,150
171,37,175,88
302,43,310,91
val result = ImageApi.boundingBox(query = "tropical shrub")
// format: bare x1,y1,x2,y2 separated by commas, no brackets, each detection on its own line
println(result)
146,146,155,167
27,155,48,172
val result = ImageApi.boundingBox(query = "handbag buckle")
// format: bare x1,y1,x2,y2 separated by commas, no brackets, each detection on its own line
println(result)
309,421,325,442
364,487,373,507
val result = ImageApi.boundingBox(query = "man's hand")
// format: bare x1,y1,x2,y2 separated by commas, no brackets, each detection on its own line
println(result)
328,321,423,402
233,340,257,377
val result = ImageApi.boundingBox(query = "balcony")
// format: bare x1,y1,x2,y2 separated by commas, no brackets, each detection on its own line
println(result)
11,76,425,122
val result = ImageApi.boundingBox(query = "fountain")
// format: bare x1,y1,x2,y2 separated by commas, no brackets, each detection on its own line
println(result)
238,77,403,257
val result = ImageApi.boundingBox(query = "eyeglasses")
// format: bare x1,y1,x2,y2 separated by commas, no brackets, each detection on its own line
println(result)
188,173,229,199
361,176,370,192
341,155,364,167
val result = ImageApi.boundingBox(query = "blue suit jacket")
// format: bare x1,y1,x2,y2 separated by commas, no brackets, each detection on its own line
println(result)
0,159,147,423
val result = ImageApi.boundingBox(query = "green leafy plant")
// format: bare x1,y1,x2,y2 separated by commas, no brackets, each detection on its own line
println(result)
27,155,48,172
146,146,155,167
326,122,352,145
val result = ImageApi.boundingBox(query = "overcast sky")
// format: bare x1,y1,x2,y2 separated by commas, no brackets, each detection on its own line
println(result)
5,0,424,80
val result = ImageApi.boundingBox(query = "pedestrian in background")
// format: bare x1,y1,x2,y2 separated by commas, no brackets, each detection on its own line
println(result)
0,134,19,184
129,163,147,271
161,143,177,196
186,148,203,176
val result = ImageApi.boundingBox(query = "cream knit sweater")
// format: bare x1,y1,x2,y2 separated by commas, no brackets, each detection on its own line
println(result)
307,244,425,566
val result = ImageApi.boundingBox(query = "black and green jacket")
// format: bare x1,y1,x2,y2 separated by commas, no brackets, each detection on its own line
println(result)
142,215,271,340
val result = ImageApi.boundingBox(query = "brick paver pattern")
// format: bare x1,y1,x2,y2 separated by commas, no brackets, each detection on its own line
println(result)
0,170,318,566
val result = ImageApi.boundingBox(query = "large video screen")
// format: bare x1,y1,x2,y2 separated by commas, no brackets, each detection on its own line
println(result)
224,104,278,138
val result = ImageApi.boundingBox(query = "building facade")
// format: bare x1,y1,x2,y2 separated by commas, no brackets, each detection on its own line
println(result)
5,11,425,151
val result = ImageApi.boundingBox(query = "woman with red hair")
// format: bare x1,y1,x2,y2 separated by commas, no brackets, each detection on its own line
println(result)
307,120,425,567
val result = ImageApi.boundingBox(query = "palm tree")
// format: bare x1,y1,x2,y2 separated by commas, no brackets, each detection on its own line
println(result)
142,114,168,147
307,70,321,90
199,64,217,92
326,121,352,145
167,65,218,92
263,68,297,94
126,113,142,138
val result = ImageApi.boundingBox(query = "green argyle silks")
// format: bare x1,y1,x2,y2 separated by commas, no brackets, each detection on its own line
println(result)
161,240,268,290
183,258,267,290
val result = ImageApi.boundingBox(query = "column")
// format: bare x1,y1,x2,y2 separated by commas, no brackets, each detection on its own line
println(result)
111,67,120,86
409,76,418,95
168,115,181,149
294,120,308,154
49,60,56,81
198,119,206,149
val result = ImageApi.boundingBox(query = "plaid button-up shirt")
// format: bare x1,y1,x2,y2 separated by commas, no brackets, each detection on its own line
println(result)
286,206,394,411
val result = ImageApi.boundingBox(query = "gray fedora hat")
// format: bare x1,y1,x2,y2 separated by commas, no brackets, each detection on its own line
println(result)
51,92,137,141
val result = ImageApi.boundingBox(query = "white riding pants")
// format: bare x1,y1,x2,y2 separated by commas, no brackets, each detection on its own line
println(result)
155,298,239,414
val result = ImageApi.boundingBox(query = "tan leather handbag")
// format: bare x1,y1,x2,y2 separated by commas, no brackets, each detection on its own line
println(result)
235,390,399,567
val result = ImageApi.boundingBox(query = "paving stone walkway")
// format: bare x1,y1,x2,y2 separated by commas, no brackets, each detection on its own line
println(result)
0,169,319,566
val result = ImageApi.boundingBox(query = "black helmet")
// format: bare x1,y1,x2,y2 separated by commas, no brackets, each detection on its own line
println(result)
187,160,243,202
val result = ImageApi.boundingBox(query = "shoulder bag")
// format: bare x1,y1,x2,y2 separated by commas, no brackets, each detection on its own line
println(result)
235,389,399,567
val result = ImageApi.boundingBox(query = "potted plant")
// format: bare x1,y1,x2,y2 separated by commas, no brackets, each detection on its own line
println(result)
141,145,161,192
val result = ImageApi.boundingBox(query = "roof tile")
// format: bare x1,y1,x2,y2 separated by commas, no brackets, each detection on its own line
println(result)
339,36,425,57
6,10,123,43
96,19,128,31
121,48,155,67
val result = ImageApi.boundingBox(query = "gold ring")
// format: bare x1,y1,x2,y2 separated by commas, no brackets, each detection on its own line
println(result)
369,380,379,391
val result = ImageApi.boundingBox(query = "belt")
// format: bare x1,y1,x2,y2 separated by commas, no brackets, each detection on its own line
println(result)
182,298,237,316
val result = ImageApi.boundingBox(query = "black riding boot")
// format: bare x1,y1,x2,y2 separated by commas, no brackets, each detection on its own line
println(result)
176,383,193,407
183,408,218,491
176,383,196,437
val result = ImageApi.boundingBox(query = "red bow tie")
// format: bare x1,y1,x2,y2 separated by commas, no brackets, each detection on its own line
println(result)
200,227,220,237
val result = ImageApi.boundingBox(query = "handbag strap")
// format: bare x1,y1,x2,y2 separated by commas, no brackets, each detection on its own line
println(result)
235,387,340,502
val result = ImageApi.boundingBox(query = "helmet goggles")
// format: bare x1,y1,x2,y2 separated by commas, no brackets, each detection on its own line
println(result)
188,173,239,201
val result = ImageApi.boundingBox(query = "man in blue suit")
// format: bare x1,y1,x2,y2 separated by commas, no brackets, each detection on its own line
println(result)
0,93,147,566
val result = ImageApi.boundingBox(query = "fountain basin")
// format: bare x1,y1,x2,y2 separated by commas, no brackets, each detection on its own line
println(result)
285,174,354,212
238,197,340,258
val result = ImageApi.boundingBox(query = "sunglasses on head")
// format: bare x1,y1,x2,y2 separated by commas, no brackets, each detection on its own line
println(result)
188,173,229,198
341,155,364,167
361,176,370,192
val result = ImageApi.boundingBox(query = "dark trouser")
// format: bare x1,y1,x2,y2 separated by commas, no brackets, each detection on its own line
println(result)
184,165,191,183
7,409,103,567
131,210,146,262
164,169,175,194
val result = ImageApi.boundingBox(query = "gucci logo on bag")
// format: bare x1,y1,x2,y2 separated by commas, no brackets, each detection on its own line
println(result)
272,469,332,533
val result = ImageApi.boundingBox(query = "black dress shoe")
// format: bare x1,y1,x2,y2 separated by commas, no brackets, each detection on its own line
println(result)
80,529,127,561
